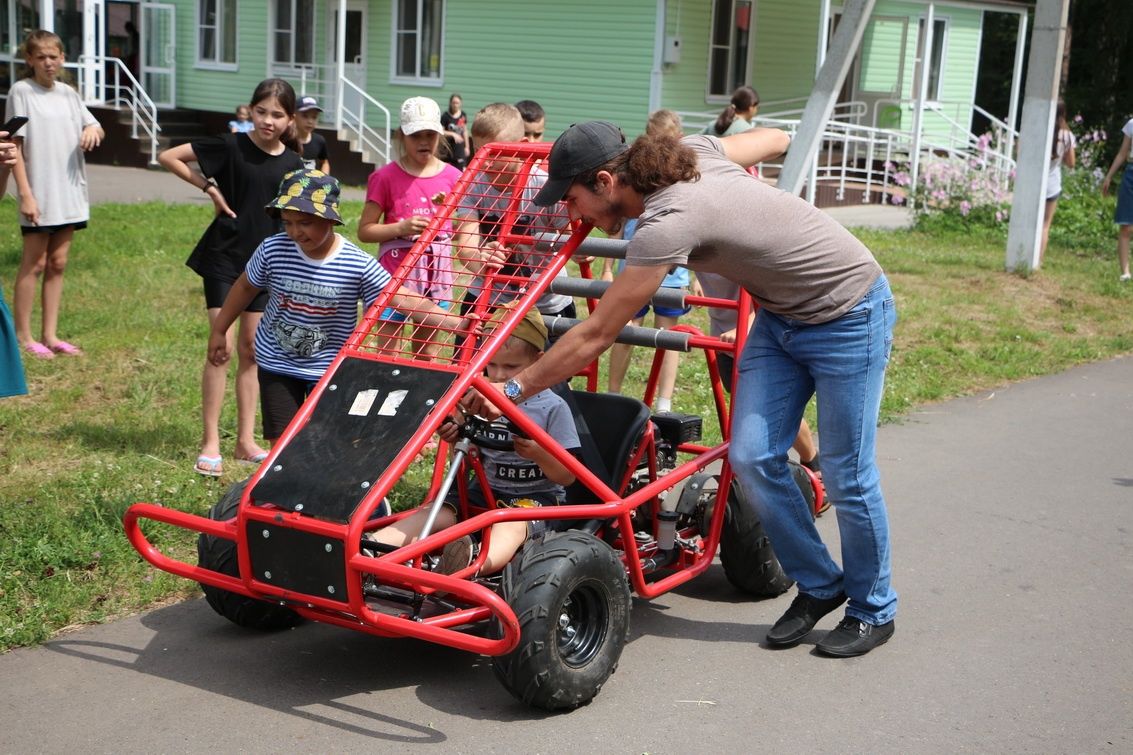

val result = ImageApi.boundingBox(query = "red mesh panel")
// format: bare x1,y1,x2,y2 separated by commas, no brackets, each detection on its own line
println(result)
345,142,582,368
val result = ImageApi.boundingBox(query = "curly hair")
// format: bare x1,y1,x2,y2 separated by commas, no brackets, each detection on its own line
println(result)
577,131,700,196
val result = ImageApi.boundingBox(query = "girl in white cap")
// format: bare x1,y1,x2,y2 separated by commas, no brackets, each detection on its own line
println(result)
358,96,460,359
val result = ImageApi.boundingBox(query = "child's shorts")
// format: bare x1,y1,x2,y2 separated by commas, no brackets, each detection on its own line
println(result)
443,485,559,536
204,276,268,311
20,221,87,235
635,286,690,319
258,367,317,440
1116,165,1133,225
381,298,451,323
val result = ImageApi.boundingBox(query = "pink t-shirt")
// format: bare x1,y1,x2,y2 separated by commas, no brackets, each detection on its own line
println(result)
364,160,462,299
365,160,462,231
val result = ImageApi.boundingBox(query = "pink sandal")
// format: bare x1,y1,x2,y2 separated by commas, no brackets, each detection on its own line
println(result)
49,341,83,356
24,341,55,359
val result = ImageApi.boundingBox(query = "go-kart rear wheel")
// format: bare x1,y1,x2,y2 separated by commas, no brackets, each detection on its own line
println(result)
492,532,630,711
197,479,303,631
719,480,794,597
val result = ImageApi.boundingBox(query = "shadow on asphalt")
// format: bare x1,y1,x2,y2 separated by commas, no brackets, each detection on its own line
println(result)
43,562,780,732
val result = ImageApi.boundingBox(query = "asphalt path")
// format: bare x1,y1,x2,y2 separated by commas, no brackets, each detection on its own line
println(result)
2,356,1130,753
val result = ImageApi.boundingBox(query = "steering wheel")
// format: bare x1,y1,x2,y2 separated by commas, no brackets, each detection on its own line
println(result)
451,414,527,452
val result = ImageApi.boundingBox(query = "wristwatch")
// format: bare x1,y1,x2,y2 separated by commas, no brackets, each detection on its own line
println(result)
502,378,523,402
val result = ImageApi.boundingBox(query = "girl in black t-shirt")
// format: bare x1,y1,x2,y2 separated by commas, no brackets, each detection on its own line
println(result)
158,78,304,477
440,93,468,169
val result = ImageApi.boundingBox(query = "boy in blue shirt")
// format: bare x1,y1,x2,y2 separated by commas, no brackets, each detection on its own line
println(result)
208,168,465,449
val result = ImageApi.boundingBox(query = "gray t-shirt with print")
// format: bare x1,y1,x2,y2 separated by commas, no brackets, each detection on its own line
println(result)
476,387,581,502
626,135,882,325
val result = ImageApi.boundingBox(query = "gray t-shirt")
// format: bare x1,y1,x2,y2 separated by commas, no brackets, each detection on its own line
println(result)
458,165,572,315
6,78,100,227
476,388,581,501
626,135,882,324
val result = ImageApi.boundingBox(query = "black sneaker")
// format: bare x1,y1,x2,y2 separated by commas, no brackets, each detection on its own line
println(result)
766,591,847,646
816,615,895,657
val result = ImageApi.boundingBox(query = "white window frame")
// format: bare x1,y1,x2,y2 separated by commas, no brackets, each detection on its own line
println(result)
196,0,238,71
270,0,316,67
390,0,445,87
706,0,755,103
913,15,949,104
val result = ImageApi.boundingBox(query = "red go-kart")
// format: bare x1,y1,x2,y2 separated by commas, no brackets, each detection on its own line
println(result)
124,141,822,711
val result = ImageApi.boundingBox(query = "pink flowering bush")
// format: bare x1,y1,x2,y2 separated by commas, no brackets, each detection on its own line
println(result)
907,140,1013,230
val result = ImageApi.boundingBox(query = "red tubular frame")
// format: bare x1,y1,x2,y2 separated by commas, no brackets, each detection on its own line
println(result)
122,140,776,656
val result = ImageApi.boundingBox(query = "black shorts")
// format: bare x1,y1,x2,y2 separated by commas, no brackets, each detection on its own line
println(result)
203,277,268,311
21,221,87,236
258,368,316,440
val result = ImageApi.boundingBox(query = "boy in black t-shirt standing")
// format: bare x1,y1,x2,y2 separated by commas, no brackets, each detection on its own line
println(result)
296,96,330,174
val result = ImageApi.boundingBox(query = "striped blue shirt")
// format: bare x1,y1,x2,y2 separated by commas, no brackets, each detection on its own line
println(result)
246,233,390,380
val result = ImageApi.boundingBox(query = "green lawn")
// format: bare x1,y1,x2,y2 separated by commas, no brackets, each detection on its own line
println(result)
1,197,1129,651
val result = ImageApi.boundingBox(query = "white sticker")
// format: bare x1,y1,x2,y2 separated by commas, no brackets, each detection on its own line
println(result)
377,389,408,416
348,389,379,417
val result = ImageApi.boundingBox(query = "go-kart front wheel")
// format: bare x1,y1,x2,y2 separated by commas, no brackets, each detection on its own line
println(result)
196,479,303,631
492,532,630,711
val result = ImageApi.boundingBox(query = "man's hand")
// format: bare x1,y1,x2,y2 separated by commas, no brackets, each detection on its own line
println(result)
460,385,505,420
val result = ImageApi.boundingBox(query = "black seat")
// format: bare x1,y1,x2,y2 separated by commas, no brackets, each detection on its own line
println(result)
559,389,653,505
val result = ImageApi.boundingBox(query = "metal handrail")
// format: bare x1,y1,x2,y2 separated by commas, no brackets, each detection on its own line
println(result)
337,76,391,167
70,55,162,165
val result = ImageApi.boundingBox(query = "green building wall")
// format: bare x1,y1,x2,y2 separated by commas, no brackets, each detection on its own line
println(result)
160,1,987,145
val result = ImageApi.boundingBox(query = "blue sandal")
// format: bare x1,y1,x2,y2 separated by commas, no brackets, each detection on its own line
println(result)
194,455,223,477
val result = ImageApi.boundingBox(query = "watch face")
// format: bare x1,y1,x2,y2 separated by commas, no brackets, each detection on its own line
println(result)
504,379,521,400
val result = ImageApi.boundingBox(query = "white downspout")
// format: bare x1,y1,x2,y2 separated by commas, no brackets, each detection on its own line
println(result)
335,0,347,132
910,2,936,209
809,0,832,204
1006,9,1028,157
648,0,665,115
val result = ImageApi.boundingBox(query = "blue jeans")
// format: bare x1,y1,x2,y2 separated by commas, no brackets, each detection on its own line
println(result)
730,275,897,625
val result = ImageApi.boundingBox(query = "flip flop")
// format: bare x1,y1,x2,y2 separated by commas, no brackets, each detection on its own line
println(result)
24,341,55,359
235,451,269,464
194,454,223,477
49,341,83,356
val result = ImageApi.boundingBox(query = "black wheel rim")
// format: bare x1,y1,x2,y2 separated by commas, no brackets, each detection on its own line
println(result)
556,582,608,668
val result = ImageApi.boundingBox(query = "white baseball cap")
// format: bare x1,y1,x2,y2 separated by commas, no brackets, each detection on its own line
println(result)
400,96,443,135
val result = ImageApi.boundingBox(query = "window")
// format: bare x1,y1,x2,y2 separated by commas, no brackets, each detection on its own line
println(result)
393,0,444,84
273,0,315,65
198,0,237,67
707,0,752,98
913,17,947,102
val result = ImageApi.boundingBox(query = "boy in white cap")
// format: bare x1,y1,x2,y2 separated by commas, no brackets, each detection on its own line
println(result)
295,95,330,173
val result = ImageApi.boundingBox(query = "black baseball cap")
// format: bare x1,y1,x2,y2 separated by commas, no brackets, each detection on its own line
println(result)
533,120,629,207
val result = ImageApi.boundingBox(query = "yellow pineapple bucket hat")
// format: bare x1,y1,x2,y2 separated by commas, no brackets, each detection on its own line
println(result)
265,168,343,225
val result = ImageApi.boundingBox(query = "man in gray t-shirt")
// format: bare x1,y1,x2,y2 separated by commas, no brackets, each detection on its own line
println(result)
463,121,898,659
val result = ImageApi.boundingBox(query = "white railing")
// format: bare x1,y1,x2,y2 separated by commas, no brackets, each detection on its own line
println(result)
336,76,391,167
678,98,1015,205
71,55,162,165
677,99,866,134
273,61,337,108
